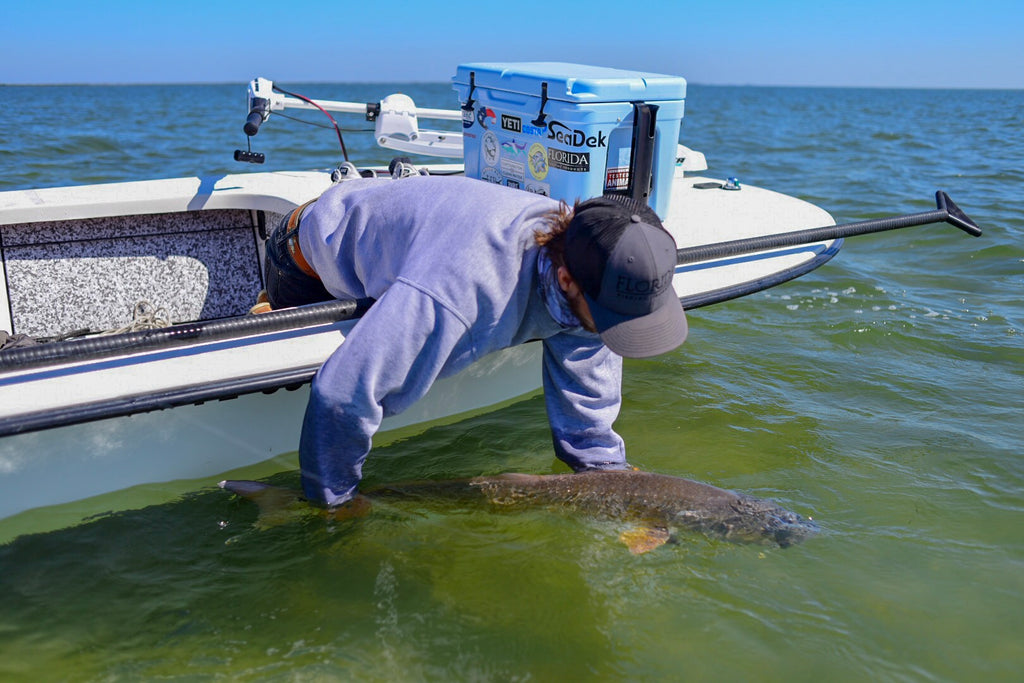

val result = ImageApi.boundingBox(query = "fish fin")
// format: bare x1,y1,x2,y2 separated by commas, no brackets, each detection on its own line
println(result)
619,526,672,555
487,473,538,483
219,480,309,529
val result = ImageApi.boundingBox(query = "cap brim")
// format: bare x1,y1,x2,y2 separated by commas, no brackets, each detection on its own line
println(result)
587,293,688,359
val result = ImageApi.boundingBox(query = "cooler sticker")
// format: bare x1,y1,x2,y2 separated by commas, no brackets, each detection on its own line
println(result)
528,142,549,180
548,147,591,173
461,107,475,129
500,157,525,180
481,167,502,184
482,131,500,168
500,139,527,158
525,181,550,196
505,179,521,189
523,121,547,136
500,114,522,133
605,166,630,190
548,121,607,148
477,107,496,129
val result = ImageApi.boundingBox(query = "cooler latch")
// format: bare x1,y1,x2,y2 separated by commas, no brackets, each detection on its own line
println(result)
532,82,550,127
462,71,477,111
606,102,660,206
628,102,659,205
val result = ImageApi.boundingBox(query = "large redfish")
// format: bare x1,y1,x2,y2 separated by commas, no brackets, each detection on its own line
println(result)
220,470,818,553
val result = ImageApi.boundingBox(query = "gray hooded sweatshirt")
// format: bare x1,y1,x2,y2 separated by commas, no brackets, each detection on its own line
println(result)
296,175,625,505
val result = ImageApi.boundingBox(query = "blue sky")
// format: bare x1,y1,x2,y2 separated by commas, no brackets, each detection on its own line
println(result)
2,0,1021,88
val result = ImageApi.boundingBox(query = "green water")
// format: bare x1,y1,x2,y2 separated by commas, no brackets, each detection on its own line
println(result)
1,84,1022,680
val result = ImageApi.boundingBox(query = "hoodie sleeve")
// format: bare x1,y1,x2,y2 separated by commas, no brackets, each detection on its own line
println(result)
298,280,469,505
541,332,627,471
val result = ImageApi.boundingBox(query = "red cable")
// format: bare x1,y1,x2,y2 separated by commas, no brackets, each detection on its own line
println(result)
273,84,349,161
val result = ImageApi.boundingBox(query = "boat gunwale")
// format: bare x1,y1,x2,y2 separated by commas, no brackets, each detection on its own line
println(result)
0,297,373,373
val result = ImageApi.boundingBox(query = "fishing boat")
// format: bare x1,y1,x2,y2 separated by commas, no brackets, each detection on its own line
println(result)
0,63,977,537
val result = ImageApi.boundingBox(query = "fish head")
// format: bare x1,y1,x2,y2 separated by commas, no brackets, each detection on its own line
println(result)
733,496,820,547
762,508,819,548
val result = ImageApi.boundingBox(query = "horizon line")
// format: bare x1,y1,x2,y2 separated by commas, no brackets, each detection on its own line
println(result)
2,79,1021,92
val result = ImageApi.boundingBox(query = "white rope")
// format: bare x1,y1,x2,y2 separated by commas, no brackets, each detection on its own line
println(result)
99,301,171,336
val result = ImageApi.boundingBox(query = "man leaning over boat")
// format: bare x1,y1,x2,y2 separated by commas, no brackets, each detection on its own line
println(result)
259,175,687,507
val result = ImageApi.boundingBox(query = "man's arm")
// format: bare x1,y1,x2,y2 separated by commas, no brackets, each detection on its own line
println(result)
299,281,469,505
541,332,627,471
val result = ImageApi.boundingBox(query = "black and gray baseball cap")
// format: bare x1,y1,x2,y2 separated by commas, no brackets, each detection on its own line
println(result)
564,196,688,358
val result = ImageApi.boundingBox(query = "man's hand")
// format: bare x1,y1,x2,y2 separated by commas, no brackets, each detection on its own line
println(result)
326,493,372,522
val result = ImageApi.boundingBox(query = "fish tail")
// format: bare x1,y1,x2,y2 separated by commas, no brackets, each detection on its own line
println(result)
219,479,309,528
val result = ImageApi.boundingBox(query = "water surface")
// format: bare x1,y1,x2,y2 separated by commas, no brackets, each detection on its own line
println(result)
1,82,1021,681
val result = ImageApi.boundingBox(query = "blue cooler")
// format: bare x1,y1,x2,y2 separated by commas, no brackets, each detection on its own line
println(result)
452,62,686,218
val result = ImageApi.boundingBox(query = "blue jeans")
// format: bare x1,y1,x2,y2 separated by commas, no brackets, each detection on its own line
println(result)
264,214,334,309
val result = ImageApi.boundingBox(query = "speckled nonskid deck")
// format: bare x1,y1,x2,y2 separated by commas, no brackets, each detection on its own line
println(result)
2,209,266,337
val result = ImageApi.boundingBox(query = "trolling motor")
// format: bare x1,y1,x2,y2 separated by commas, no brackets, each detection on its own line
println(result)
232,77,464,166
233,98,268,163
233,78,273,164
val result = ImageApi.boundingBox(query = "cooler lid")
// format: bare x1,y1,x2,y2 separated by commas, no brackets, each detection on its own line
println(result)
453,62,686,103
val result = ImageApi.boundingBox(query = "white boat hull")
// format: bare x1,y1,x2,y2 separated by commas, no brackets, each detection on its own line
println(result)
0,342,540,526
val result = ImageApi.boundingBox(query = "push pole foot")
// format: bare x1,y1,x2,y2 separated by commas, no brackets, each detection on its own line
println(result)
936,191,982,236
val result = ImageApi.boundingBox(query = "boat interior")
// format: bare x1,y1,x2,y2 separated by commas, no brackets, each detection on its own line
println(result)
0,207,282,342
